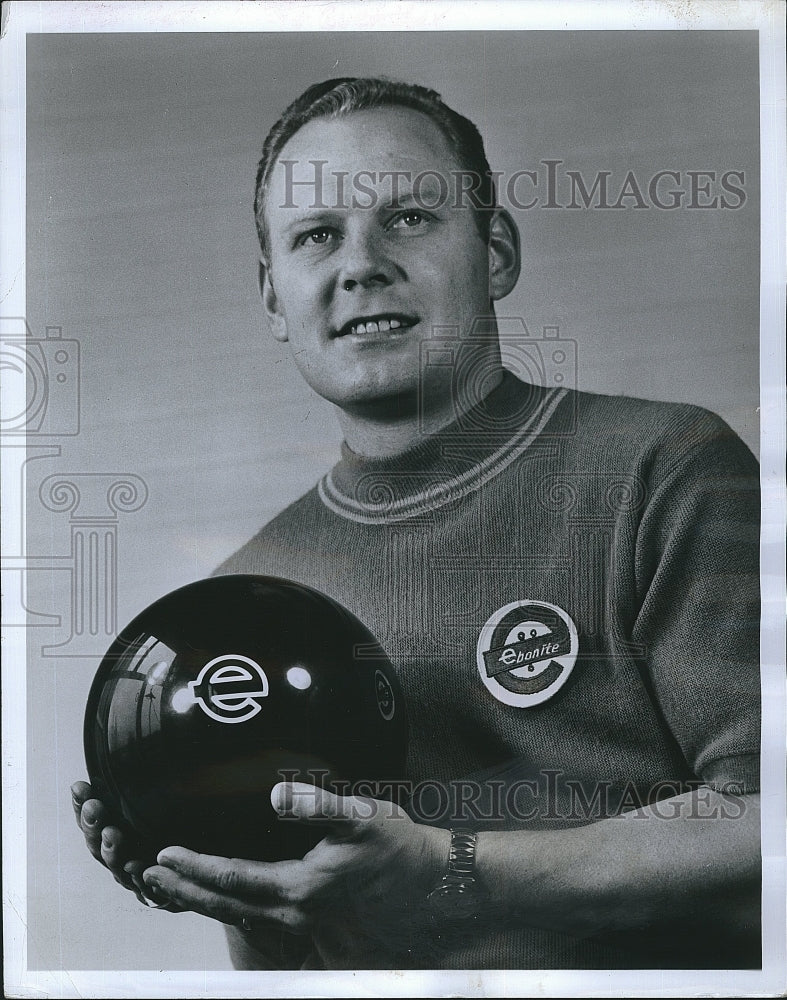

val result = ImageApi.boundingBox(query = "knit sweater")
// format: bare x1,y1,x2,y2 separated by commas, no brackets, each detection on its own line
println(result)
217,371,760,969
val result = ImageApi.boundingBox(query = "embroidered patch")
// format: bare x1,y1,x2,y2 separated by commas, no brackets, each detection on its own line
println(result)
476,600,578,707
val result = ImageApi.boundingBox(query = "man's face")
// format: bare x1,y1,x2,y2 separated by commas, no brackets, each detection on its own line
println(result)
261,107,499,412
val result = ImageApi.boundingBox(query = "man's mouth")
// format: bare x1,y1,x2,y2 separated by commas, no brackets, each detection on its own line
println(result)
334,313,418,338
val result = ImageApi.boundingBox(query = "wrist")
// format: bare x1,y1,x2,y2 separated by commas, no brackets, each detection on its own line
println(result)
426,827,480,915
474,828,550,922
475,826,592,932
474,830,510,914
422,824,452,888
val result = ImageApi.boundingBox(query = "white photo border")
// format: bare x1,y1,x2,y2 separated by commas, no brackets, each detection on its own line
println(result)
2,1,785,997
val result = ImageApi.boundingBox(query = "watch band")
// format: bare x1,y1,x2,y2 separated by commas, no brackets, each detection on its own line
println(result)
426,828,478,911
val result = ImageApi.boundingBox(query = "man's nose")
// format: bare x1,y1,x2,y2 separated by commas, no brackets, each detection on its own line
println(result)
338,230,396,291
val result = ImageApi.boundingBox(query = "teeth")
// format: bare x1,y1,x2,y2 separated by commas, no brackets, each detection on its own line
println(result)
349,317,407,336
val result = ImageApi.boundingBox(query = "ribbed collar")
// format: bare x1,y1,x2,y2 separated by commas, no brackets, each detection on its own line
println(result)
318,372,567,523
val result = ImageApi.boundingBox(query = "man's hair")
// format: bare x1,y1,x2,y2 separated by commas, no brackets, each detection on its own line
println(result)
254,77,497,259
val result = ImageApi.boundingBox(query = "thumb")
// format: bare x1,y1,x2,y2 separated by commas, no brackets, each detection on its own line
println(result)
270,781,375,826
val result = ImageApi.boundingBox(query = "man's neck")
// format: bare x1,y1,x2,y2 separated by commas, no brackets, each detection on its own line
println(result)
335,363,506,459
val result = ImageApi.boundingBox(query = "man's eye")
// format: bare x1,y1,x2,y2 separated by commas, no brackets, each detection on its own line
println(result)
389,210,430,230
298,228,338,247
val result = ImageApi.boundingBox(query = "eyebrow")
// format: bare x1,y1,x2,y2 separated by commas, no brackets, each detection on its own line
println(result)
278,210,346,236
381,186,451,213
382,192,423,209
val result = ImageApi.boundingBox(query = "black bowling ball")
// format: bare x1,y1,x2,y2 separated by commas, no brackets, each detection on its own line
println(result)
84,575,407,864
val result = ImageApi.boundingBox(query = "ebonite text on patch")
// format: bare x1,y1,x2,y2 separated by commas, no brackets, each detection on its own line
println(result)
484,637,571,676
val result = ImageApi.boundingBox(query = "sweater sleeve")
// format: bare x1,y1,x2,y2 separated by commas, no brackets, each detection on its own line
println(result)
631,411,760,793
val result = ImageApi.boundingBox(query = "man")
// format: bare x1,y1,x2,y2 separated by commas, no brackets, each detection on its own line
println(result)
72,77,761,971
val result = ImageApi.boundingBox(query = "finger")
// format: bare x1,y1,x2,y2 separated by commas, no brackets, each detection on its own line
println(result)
101,826,131,876
271,782,358,825
142,865,305,930
124,860,148,897
152,847,296,900
271,781,396,827
79,798,111,862
138,881,187,913
71,781,93,827
122,860,181,910
113,852,171,909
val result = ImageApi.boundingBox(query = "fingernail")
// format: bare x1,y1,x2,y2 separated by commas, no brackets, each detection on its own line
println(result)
157,846,187,867
101,830,113,849
144,882,170,904
271,782,291,814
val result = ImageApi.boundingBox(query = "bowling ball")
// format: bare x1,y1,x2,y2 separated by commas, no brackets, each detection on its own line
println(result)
84,574,407,865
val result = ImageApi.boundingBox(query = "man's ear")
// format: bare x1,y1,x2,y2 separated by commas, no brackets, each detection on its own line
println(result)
488,209,521,302
258,259,288,343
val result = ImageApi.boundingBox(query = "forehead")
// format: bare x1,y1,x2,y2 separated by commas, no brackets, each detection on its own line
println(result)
265,106,464,214
278,106,459,170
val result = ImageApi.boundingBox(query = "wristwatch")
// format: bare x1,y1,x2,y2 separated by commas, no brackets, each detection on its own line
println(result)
426,828,478,915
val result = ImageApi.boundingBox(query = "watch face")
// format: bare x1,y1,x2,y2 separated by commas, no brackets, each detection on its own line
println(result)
427,880,477,916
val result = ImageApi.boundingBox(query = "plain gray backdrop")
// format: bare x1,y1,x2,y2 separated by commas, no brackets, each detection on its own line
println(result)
25,30,759,970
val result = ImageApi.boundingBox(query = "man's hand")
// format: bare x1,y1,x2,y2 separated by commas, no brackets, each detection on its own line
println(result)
141,782,449,966
70,780,177,909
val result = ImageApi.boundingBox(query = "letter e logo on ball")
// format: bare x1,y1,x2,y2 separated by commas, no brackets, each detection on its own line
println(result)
187,654,270,724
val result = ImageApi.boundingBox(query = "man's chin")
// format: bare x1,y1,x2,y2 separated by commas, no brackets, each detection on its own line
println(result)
326,381,422,421
294,359,419,411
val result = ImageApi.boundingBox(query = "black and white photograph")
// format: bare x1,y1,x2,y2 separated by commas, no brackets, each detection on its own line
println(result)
2,1,785,997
